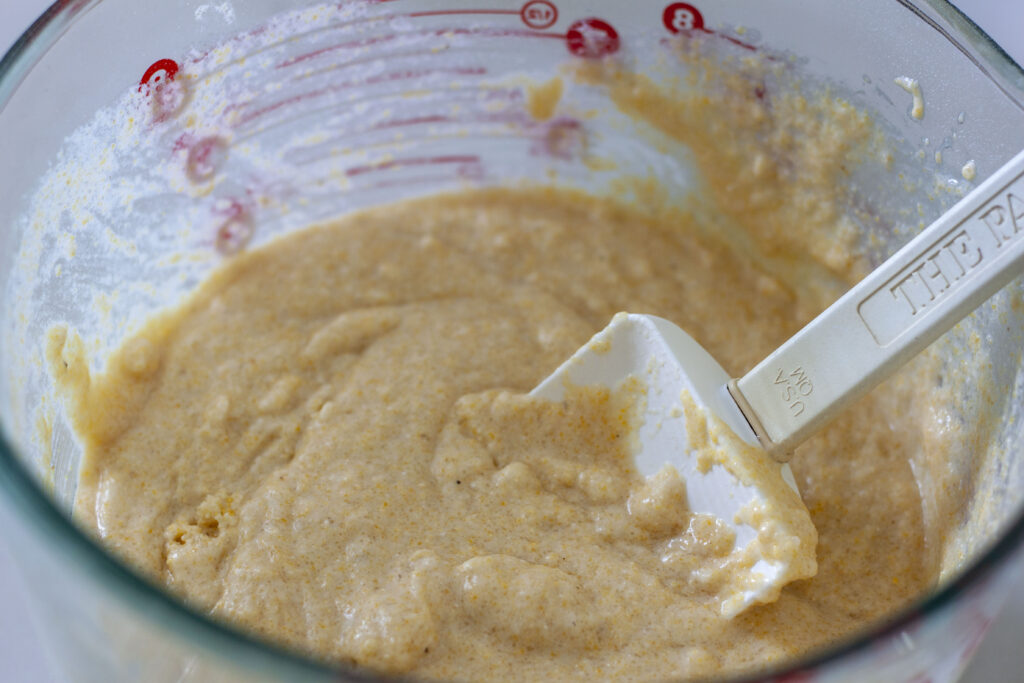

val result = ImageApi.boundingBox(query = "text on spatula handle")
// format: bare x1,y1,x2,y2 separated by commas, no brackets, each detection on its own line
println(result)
858,169,1024,346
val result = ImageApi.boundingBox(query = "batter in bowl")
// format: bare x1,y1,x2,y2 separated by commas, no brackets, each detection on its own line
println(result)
47,49,946,681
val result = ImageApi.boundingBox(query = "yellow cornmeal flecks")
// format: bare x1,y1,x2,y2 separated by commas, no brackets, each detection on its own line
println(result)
53,186,937,682
50,38,949,682
574,49,881,320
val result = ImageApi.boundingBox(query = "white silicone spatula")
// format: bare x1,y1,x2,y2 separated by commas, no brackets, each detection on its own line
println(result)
532,149,1024,615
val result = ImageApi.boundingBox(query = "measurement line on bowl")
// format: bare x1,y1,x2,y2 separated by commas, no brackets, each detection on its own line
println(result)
233,85,519,146
362,172,483,190
297,125,525,155
194,23,562,135
190,15,392,81
407,9,521,18
227,23,569,133
277,32,406,68
343,154,481,177
282,172,474,200
657,28,777,61
189,4,562,84
278,23,566,71
221,45,446,118
231,66,488,135
282,21,570,84
287,130,536,169
288,47,448,84
284,113,532,165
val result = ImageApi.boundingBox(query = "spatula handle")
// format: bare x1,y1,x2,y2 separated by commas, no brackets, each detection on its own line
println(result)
733,149,1024,460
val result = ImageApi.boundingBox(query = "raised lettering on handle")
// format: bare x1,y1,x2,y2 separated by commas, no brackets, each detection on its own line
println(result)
858,170,1024,346
735,149,1024,459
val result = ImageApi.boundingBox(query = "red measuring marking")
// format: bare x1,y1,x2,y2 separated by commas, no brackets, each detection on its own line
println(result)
289,108,534,166
408,9,519,17
277,24,564,71
216,218,252,255
365,175,463,189
277,33,401,68
716,32,759,52
660,3,761,53
452,25,565,39
662,3,704,32
139,59,179,92
373,114,451,129
193,15,388,75
521,1,558,29
211,198,253,256
364,170,483,191
365,111,531,131
566,18,619,58
362,157,485,188
345,155,481,177
533,117,585,160
192,4,566,78
172,132,198,154
235,66,487,127
243,87,524,151
186,136,229,183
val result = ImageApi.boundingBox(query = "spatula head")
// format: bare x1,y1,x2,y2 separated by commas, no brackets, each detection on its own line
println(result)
532,313,816,616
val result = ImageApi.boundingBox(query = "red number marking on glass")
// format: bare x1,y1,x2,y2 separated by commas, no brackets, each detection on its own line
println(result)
662,3,704,33
521,1,558,29
139,59,180,92
212,198,253,255
172,133,197,154
152,80,190,122
566,18,619,58
140,59,189,122
534,118,585,160
187,137,229,183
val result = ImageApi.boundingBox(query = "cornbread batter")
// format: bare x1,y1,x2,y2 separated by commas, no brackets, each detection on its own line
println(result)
48,49,939,682
49,189,930,681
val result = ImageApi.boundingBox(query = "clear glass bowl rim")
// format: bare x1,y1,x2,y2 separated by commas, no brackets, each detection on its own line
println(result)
0,1,1022,680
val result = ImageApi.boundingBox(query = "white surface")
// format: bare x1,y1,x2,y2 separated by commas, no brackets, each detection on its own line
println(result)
0,1,1022,682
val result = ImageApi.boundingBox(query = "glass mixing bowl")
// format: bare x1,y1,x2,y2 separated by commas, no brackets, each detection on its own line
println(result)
1,1,1023,681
